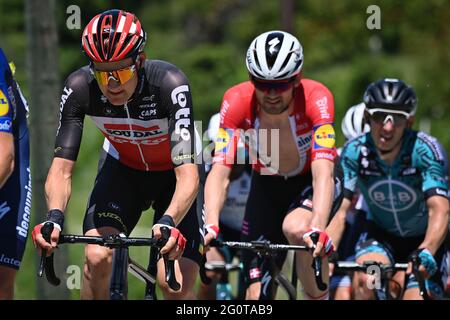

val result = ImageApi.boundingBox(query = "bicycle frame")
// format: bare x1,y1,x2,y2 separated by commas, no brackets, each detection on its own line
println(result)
37,222,180,300
204,260,244,300
333,260,430,300
210,239,324,300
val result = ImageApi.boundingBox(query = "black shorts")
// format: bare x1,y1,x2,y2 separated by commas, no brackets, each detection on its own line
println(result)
356,221,448,297
241,165,343,286
83,153,202,266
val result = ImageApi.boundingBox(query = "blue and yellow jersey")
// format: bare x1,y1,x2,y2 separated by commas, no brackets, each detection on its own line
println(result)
0,48,28,137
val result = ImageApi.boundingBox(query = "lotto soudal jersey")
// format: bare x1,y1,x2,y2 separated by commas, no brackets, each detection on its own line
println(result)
213,79,336,176
341,130,449,237
54,60,198,171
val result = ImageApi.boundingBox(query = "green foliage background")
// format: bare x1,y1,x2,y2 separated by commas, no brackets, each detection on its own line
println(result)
1,0,449,299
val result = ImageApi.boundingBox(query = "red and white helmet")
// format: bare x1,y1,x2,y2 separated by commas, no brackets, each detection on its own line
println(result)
82,9,147,63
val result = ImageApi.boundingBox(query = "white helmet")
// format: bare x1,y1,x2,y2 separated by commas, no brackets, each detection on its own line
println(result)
341,103,370,140
207,113,221,142
246,30,303,80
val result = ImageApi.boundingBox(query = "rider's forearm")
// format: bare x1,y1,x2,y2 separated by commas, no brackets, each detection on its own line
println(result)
204,164,231,227
311,168,334,230
326,206,347,249
45,158,74,212
164,163,199,225
419,196,449,255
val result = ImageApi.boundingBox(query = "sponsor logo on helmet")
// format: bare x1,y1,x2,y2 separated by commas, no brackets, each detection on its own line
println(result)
268,37,280,55
0,89,10,116
314,124,335,149
171,85,191,141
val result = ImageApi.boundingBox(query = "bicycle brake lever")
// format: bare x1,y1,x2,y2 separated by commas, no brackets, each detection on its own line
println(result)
160,226,181,291
309,232,328,291
38,222,61,286
410,253,430,300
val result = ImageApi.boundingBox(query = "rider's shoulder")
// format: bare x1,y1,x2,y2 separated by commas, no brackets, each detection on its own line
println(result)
220,81,254,113
341,133,369,157
412,130,447,163
300,78,333,96
142,59,188,86
64,66,92,89
224,81,254,99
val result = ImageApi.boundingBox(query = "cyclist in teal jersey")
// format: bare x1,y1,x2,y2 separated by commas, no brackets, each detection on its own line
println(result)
327,78,449,299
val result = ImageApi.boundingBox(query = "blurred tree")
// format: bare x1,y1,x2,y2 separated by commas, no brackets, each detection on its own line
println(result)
26,0,69,299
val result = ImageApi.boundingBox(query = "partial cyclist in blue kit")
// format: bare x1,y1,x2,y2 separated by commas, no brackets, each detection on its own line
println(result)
328,78,449,299
0,48,31,299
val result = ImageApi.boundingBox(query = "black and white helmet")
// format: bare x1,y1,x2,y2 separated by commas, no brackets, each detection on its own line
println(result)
246,30,303,80
363,78,418,115
341,103,370,140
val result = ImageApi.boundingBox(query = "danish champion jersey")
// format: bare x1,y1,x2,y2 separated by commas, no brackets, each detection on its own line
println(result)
54,60,198,171
213,79,336,176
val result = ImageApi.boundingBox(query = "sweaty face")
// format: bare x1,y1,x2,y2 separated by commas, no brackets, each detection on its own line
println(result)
93,57,139,106
253,78,297,115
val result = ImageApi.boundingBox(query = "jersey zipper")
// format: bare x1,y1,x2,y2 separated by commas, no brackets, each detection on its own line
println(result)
124,103,150,171
387,172,404,236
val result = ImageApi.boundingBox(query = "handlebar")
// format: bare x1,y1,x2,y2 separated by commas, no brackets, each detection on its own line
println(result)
210,239,326,291
333,259,430,300
37,222,180,291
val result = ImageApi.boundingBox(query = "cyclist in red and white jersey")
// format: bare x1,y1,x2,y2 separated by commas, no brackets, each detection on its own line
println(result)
204,30,343,300
32,9,202,299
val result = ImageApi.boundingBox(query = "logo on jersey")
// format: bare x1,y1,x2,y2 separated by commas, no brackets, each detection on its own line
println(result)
171,85,191,141
297,132,312,152
315,96,331,119
313,124,335,149
214,128,233,152
57,86,73,135
0,89,10,116
368,180,417,212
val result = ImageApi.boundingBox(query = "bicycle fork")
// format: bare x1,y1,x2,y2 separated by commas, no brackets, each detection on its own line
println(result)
110,246,129,300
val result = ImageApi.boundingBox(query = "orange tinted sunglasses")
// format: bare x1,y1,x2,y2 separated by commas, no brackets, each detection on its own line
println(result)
92,64,137,86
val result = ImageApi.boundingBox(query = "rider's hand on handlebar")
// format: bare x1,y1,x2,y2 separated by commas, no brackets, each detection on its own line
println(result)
31,222,60,256
406,248,437,279
152,224,186,260
303,228,335,258
203,224,220,247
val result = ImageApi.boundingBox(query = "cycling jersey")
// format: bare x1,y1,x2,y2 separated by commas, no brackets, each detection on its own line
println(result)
213,79,337,176
341,130,449,237
219,169,251,232
0,48,31,269
55,60,198,171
